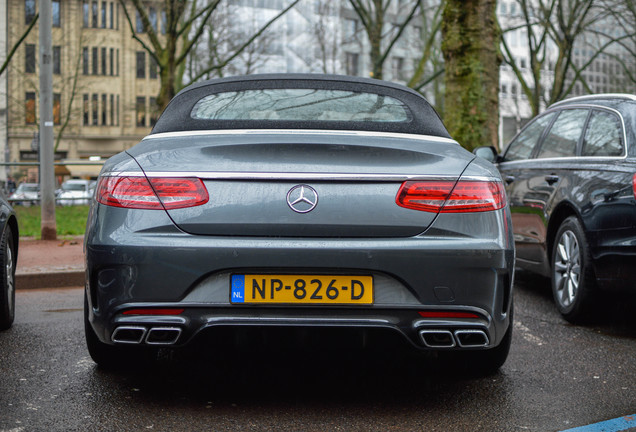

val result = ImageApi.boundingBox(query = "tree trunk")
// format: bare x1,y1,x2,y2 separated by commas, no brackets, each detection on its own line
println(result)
442,0,501,151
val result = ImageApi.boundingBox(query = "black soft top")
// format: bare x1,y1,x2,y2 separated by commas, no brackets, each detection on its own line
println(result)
150,74,451,138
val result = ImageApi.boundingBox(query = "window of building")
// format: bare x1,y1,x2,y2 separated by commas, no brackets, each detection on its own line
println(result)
149,8,157,31
25,44,36,73
136,96,146,127
110,2,114,28
53,46,61,74
149,97,159,126
83,94,89,125
101,1,106,27
83,47,89,75
136,51,146,78
92,1,98,27
83,1,89,26
110,94,115,125
149,56,158,79
25,92,36,124
53,93,61,125
344,19,358,40
92,94,98,125
92,47,98,74
345,52,359,76
52,1,61,27
110,48,114,75
136,10,144,32
25,0,36,24
101,47,107,75
116,49,120,75
102,94,107,125
161,9,166,34
391,57,404,81
116,94,120,125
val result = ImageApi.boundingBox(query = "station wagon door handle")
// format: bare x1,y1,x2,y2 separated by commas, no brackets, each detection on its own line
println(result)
545,175,559,185
504,175,515,184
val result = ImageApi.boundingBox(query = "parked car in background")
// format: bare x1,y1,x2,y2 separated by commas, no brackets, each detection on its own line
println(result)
475,94,636,323
0,191,19,330
57,179,96,206
84,74,515,374
9,183,39,206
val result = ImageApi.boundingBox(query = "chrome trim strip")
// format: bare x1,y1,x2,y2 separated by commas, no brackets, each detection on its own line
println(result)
141,128,459,145
550,93,636,107
102,171,500,182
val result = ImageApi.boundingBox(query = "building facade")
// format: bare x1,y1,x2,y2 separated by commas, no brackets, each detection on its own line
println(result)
3,0,160,182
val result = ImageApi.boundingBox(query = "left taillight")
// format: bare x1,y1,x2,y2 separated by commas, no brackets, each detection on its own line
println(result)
96,176,209,210
396,180,506,213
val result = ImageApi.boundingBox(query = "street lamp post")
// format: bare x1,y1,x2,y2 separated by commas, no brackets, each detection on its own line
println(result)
39,0,56,240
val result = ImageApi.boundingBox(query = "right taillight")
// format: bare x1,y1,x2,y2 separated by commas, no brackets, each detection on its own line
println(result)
96,176,209,210
633,174,636,199
396,180,506,213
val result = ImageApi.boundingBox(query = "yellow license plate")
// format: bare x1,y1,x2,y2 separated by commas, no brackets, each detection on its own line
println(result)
230,274,373,304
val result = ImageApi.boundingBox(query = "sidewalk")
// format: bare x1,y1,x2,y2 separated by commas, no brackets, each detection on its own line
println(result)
16,237,85,289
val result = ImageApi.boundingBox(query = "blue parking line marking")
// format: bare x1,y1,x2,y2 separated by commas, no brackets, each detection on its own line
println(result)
560,415,636,432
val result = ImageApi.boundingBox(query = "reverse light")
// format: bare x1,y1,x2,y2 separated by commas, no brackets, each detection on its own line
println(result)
396,180,506,213
96,176,209,210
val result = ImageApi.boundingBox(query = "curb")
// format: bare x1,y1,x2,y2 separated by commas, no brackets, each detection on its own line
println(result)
17,270,85,290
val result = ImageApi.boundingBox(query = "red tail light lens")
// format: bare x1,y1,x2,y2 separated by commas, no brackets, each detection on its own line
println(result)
633,174,635,199
96,176,209,210
396,180,506,213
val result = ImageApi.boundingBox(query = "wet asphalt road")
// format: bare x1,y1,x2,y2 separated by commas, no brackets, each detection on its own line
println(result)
1,273,635,432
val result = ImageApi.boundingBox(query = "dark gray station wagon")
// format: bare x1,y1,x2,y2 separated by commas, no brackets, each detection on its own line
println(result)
85,74,514,374
477,94,636,323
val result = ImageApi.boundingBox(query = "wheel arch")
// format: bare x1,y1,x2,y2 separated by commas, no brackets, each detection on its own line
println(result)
546,202,582,267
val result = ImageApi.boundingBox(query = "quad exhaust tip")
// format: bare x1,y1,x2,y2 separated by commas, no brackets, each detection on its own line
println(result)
145,327,182,345
419,329,489,348
111,326,182,345
112,326,147,344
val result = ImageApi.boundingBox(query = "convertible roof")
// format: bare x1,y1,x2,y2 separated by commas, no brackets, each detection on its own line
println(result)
150,74,451,138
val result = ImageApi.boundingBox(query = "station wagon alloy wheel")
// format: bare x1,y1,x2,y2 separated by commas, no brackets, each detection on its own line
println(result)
553,230,581,308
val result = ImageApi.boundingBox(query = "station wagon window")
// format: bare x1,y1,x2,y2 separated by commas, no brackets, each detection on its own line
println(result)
191,89,412,123
536,109,588,159
581,110,624,157
504,112,555,161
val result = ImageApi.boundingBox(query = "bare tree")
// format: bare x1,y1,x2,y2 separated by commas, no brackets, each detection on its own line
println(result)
311,0,342,74
348,0,421,79
501,0,636,116
119,0,300,110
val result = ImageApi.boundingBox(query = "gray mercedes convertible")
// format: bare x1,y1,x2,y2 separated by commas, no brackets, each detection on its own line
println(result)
84,74,514,374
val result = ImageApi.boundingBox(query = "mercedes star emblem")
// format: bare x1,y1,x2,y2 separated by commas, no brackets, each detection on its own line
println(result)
287,185,318,213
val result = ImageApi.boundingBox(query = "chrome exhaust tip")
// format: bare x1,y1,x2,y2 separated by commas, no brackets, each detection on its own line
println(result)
454,329,489,347
145,327,182,345
112,326,147,344
419,330,456,348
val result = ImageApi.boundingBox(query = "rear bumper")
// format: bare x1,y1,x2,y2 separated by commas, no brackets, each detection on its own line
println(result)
86,232,514,352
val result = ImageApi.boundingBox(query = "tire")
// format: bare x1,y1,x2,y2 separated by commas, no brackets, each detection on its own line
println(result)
0,226,16,330
551,216,596,323
84,292,154,370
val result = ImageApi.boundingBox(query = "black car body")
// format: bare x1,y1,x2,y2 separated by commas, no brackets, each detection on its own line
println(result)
0,190,19,330
477,94,636,322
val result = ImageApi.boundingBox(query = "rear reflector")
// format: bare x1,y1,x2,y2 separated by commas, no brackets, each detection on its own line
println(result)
396,180,506,213
418,311,481,319
96,176,209,210
123,308,185,316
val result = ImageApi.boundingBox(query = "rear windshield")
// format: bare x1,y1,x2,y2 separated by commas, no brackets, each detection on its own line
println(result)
190,89,412,123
